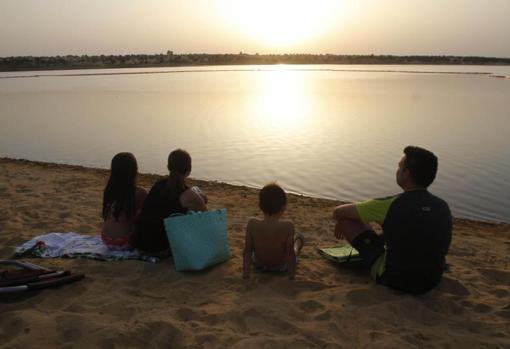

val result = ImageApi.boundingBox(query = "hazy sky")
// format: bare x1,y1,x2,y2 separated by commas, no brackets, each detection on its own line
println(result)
1,0,509,57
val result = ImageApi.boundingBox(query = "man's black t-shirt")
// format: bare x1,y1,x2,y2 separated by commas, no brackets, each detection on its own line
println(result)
356,189,453,294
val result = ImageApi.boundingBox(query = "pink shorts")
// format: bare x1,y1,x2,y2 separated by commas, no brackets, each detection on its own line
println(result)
101,233,130,251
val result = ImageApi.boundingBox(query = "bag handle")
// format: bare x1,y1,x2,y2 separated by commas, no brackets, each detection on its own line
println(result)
167,210,200,218
167,208,227,219
167,213,185,218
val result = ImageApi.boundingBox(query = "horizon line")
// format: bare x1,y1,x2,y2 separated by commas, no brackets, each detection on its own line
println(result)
2,52,510,60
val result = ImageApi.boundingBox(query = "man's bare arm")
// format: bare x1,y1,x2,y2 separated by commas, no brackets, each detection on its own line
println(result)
332,203,361,222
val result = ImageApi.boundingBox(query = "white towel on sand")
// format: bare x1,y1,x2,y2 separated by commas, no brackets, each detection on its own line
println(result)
14,232,159,263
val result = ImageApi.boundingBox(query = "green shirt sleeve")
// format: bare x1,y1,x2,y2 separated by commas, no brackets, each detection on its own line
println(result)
355,195,398,225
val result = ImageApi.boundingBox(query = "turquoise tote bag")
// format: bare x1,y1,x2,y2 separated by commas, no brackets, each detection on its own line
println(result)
164,209,231,271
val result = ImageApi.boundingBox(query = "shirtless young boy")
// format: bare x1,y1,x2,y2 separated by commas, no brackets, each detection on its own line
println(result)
243,184,304,280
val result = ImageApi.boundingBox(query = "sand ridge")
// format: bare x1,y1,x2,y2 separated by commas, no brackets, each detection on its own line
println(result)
0,158,509,348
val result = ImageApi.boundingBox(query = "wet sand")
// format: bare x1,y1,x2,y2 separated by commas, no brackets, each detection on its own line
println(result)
0,157,509,348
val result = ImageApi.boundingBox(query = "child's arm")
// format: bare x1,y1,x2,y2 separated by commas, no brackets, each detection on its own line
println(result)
243,221,254,279
286,224,297,280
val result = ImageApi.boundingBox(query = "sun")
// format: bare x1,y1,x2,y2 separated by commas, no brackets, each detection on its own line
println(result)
220,1,343,49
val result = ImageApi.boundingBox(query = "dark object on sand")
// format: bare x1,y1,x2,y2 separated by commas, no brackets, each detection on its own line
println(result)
0,260,84,294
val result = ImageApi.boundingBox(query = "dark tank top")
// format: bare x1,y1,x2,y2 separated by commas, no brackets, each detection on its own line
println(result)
131,178,188,252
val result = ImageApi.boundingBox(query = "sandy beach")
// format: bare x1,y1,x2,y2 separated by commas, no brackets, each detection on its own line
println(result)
0,157,509,348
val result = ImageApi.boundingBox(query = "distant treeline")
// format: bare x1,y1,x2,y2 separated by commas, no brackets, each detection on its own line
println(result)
1,52,509,71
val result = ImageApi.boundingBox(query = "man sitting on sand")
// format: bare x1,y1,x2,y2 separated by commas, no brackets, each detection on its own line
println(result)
243,184,304,280
332,146,452,295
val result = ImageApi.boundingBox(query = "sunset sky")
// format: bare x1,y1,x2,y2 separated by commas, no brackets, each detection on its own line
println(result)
1,0,509,57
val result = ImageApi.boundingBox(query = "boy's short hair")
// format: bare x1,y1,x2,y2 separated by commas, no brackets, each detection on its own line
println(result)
403,146,438,187
259,183,287,215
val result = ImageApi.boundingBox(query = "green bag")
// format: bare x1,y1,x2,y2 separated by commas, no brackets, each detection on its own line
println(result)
317,245,363,264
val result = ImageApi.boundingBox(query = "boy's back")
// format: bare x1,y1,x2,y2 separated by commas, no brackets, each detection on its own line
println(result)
247,217,294,268
243,183,302,279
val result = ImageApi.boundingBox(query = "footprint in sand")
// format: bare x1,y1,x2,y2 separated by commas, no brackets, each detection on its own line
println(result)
294,280,329,291
58,326,83,343
196,334,220,348
0,314,26,344
175,307,201,322
496,305,510,319
472,302,492,314
242,306,298,335
477,268,510,285
489,288,509,298
345,287,395,306
437,276,471,296
123,321,184,347
449,246,475,257
299,299,325,313
59,211,72,219
25,211,41,220
230,337,279,349
15,185,32,194
203,313,219,326
314,309,332,321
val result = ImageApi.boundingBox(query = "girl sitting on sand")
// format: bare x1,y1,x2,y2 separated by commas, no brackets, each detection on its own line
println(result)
102,152,147,250
131,149,208,253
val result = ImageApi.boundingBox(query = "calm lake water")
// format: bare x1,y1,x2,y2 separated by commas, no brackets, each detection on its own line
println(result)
1,65,509,223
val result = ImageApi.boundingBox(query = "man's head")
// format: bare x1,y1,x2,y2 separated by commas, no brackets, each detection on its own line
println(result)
259,183,287,216
396,146,438,190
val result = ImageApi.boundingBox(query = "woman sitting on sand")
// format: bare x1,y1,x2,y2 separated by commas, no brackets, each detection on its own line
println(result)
131,149,208,253
102,152,147,250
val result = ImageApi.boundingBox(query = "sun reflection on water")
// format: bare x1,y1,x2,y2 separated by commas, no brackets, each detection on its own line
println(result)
250,66,312,134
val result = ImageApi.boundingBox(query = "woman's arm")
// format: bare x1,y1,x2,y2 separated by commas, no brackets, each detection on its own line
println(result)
180,189,207,212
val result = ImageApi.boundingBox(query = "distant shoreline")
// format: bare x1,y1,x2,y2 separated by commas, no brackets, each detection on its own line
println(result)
0,66,508,80
1,53,510,73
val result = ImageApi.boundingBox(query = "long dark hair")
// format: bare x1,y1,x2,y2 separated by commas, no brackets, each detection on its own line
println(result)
102,152,138,221
164,149,191,199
